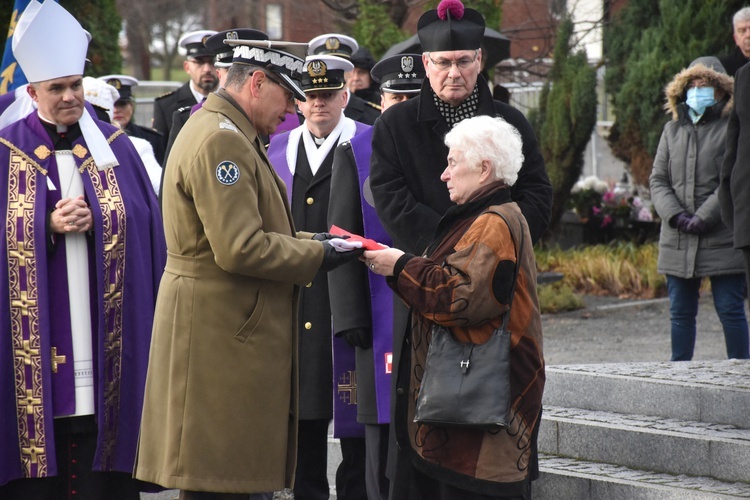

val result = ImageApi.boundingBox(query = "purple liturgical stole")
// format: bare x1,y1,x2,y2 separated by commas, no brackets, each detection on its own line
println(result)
267,122,371,438
350,129,393,424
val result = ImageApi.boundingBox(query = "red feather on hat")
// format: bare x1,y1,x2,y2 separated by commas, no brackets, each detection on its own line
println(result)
437,0,465,20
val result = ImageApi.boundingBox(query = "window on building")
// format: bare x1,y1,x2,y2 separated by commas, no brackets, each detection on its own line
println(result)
266,4,283,39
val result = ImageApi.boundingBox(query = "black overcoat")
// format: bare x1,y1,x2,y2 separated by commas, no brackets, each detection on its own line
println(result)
152,82,197,153
345,94,380,126
370,77,551,255
291,142,336,419
720,62,750,249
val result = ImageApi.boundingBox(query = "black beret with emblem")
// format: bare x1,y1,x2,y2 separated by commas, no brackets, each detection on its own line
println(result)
370,54,425,94
179,29,217,59
307,33,358,59
417,0,485,52
98,74,139,103
301,55,354,92
204,28,268,67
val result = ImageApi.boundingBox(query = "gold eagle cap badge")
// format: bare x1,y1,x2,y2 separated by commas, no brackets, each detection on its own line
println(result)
308,60,327,77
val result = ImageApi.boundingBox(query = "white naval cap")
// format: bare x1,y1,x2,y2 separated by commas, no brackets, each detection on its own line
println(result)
307,33,358,59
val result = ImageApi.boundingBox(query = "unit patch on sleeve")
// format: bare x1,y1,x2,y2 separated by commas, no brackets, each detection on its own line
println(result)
216,161,240,185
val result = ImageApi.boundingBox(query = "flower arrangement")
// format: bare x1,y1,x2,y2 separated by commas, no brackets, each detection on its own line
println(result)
570,175,654,228
569,176,608,219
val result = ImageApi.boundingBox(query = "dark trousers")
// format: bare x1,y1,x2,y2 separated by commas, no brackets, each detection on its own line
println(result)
667,274,750,360
0,416,143,500
294,419,330,500
179,491,272,499
364,424,390,500
395,465,531,500
336,437,367,500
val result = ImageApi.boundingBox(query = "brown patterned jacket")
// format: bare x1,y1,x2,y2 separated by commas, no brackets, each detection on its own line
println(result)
389,186,545,496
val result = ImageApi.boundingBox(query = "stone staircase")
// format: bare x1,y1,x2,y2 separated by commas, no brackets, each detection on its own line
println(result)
536,360,750,499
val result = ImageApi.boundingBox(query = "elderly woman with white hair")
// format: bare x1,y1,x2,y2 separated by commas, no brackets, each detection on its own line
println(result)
365,115,545,499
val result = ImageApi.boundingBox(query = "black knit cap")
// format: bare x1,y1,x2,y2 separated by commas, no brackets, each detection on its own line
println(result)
417,0,485,52
351,47,377,71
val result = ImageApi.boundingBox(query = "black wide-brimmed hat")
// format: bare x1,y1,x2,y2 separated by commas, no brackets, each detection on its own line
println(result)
417,0,485,52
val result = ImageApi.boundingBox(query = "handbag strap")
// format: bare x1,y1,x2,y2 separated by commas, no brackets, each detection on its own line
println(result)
487,210,524,332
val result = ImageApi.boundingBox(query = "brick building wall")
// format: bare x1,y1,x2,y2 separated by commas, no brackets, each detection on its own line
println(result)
206,0,343,43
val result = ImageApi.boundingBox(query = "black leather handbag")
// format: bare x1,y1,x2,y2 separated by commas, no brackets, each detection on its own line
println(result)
414,212,523,429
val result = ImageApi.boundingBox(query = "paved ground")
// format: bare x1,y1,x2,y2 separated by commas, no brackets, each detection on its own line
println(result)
142,293,739,499
543,293,734,365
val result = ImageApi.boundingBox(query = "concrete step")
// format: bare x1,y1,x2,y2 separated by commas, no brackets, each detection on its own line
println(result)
536,454,750,499
543,360,750,429
539,405,750,484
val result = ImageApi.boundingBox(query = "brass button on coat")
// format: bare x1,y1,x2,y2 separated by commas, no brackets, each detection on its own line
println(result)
304,322,312,330
306,197,314,205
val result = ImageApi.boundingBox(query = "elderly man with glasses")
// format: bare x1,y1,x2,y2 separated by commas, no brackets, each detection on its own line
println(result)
369,1,551,498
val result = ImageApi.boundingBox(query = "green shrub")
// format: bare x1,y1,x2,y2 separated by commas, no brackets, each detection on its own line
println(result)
536,242,667,299
538,282,585,314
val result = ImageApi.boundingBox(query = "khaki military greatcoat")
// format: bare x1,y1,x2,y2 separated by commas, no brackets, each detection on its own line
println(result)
135,90,323,493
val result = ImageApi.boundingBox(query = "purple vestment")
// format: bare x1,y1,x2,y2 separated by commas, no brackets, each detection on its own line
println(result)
267,120,370,438
0,111,166,485
349,129,393,424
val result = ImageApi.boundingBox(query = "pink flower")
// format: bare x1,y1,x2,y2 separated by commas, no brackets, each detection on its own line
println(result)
602,191,615,204
592,206,602,215
600,215,613,228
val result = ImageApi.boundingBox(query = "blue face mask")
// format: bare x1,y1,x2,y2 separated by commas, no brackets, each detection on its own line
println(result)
685,87,716,116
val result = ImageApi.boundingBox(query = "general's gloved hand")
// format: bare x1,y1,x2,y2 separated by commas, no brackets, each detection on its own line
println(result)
328,238,363,252
319,240,365,272
313,232,347,242
673,212,692,232
685,215,707,234
337,328,372,349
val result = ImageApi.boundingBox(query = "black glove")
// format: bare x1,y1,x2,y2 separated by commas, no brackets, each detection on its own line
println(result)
685,215,707,234
319,240,364,272
337,328,372,349
313,232,348,241
672,212,692,232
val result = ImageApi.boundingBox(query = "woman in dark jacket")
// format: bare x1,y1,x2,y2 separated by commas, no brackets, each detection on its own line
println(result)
650,56,749,361
365,115,544,499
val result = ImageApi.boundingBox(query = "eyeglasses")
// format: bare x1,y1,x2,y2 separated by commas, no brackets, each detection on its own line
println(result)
262,71,296,103
188,57,215,67
427,52,478,72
